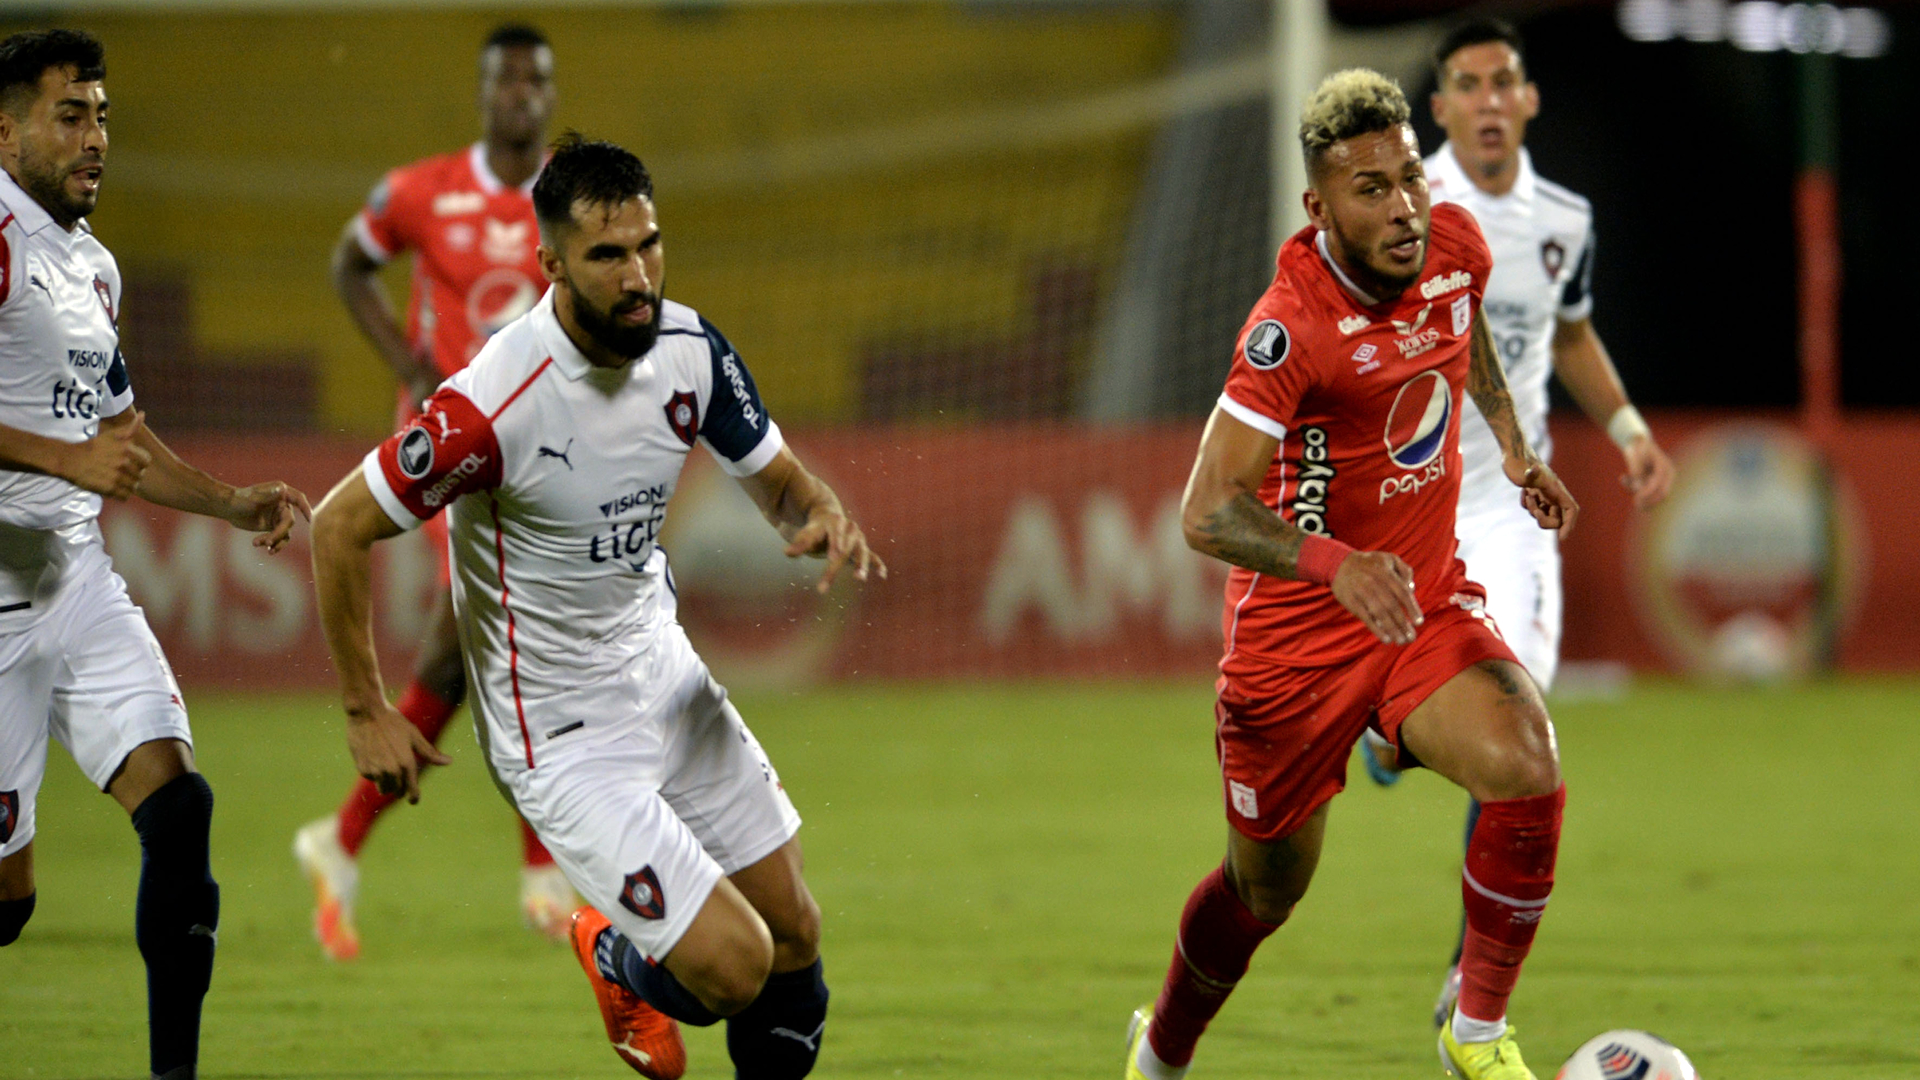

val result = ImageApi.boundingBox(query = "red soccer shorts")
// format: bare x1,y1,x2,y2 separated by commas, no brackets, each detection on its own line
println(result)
1215,596,1517,843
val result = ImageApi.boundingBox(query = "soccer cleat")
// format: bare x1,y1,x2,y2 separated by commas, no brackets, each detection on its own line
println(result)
1359,729,1403,787
1123,1005,1154,1080
292,815,360,962
1438,1010,1537,1080
1432,964,1462,1029
520,863,578,942
568,906,686,1080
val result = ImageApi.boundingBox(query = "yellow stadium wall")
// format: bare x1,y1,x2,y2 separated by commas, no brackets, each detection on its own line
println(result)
0,4,1178,436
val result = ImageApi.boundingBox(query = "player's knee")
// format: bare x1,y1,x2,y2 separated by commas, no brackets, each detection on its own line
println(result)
0,892,35,946
1479,705,1560,800
1237,885,1303,927
687,920,774,1017
771,889,822,966
702,955,773,1018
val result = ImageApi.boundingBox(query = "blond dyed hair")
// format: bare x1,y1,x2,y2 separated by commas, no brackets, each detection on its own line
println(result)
1298,68,1412,179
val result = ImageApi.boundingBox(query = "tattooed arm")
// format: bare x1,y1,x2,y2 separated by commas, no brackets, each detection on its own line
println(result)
1468,310,1581,537
1180,405,1423,645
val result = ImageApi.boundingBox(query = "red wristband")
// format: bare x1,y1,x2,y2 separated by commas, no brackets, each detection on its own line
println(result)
1296,534,1355,586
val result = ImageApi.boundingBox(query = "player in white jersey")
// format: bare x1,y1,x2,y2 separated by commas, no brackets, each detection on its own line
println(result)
1356,19,1677,1030
0,30,310,1080
310,136,882,1080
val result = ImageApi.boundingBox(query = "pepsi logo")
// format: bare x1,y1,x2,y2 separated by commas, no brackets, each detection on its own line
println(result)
398,428,434,479
1243,319,1290,370
1383,370,1451,470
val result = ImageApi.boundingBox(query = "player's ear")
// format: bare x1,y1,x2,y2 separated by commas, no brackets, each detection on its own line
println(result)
535,242,565,285
1521,81,1540,121
1430,89,1446,128
1302,186,1329,233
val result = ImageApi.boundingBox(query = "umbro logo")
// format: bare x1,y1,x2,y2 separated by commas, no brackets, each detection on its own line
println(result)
538,439,574,470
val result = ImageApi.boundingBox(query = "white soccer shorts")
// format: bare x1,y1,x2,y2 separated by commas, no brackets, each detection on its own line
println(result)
0,551,192,859
1455,504,1563,693
499,623,800,962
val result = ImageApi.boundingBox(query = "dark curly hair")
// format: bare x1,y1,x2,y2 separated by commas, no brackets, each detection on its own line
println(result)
532,132,654,238
0,29,105,117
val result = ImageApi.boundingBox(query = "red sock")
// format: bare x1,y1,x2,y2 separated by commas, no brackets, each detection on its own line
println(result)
520,817,555,868
1147,865,1280,1068
335,681,458,856
1457,785,1565,1024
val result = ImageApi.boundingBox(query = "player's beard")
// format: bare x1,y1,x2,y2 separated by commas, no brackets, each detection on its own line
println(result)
570,282,663,359
1329,220,1423,298
16,141,99,227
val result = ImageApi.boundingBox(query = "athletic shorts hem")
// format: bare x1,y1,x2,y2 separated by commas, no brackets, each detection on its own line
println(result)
622,855,724,965
712,809,802,878
82,718,192,792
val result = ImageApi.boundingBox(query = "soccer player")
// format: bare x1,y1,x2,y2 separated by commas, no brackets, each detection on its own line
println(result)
1354,18,1676,1026
0,29,310,1080
293,23,570,960
310,135,881,1080
1123,71,1578,1080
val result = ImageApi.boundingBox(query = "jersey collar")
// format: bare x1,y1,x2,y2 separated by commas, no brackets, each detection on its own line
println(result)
534,287,655,381
468,142,540,196
0,167,72,242
1430,141,1536,207
1315,229,1381,307
533,288,597,380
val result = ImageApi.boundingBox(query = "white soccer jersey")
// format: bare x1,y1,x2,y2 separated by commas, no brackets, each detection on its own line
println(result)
0,169,134,616
1426,144,1593,521
364,290,783,775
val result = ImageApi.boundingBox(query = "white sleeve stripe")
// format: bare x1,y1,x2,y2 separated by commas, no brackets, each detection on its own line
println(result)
360,447,424,532
353,215,393,265
1217,394,1289,442
1557,298,1594,322
712,421,784,478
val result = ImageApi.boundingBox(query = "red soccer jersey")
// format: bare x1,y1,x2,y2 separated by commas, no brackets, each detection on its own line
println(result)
1216,201,1496,675
354,142,545,383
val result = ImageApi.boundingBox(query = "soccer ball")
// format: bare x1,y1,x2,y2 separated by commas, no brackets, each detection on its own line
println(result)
1556,1030,1699,1080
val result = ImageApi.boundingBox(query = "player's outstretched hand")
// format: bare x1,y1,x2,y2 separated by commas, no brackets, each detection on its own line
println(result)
345,699,453,805
1504,455,1580,538
64,410,151,500
1620,435,1674,510
227,481,315,554
1331,550,1422,646
784,510,889,595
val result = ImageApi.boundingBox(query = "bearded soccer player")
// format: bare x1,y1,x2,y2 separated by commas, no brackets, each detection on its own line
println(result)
293,23,570,960
1123,70,1579,1080
1353,18,1676,1027
0,30,310,1080
311,135,881,1080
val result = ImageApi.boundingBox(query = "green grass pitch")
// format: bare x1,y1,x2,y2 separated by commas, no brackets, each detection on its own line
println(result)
4,677,1918,1079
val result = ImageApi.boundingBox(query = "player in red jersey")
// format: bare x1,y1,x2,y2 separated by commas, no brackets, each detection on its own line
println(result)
292,24,568,961
1122,71,1578,1080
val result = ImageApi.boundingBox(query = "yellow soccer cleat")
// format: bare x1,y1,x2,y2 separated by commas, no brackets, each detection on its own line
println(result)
1439,1011,1538,1080
1123,1005,1155,1080
520,863,578,942
292,816,360,962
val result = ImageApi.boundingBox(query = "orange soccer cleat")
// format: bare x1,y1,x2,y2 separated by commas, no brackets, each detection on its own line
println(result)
568,906,686,1079
293,816,360,962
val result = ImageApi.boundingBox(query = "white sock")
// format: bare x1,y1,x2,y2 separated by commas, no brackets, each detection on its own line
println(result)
1134,1032,1188,1080
1451,1008,1508,1045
